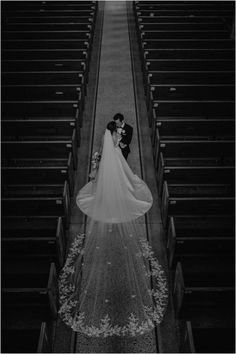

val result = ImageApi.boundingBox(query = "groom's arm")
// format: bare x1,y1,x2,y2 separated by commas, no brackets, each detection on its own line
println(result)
121,126,133,146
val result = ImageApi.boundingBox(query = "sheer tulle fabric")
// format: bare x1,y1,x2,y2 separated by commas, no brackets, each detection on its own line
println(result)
58,129,168,337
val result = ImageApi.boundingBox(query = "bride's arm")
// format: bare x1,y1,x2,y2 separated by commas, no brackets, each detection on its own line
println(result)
112,132,120,147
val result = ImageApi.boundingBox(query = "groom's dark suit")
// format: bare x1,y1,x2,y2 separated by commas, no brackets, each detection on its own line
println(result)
119,123,133,160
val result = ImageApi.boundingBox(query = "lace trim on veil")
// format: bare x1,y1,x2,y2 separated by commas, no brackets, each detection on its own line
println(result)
58,233,168,337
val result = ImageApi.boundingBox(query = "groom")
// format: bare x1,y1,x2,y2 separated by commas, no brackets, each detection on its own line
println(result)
113,113,133,160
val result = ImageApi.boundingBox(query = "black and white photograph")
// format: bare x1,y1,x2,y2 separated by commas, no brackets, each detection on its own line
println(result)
1,0,235,353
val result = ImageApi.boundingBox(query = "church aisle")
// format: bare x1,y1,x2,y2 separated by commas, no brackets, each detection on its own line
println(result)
75,1,158,353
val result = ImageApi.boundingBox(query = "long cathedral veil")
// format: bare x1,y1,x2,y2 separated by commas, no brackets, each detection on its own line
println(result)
58,129,168,337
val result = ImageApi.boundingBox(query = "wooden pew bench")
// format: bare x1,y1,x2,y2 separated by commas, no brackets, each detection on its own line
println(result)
141,39,234,50
2,153,75,196
140,30,230,40
157,164,235,197
2,132,77,169
2,216,65,267
138,22,228,32
2,48,89,61
2,1,97,10
135,9,234,18
2,323,52,353
4,13,96,25
167,215,234,268
147,84,234,113
2,262,58,327
154,139,234,170
2,39,92,50
148,99,234,118
151,118,235,148
2,84,85,113
136,16,227,25
2,182,70,227
2,71,86,86
190,327,235,353
2,118,80,145
143,48,235,60
134,2,234,11
173,260,235,322
147,71,234,88
2,59,87,73
161,180,234,227
3,28,94,40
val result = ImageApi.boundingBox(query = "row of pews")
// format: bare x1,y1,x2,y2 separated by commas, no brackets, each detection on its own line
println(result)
134,1,235,353
1,1,97,352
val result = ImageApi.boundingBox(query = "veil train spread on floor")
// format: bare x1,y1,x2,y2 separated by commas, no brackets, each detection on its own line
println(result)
58,129,168,337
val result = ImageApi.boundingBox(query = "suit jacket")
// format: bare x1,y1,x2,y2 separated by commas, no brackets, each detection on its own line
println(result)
119,123,133,154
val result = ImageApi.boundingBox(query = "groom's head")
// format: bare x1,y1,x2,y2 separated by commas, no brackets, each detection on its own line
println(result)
113,113,124,128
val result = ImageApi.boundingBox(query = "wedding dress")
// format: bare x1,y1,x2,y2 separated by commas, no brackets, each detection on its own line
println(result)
58,129,168,337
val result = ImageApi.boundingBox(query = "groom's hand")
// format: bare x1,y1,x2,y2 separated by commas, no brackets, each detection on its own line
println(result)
120,142,127,149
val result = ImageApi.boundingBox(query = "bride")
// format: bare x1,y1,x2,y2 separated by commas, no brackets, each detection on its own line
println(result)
58,121,168,337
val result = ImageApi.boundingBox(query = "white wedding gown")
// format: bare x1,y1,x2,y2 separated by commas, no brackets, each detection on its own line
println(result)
58,129,168,337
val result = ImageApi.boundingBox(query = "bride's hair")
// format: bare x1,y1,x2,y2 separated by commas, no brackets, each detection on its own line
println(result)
106,121,117,134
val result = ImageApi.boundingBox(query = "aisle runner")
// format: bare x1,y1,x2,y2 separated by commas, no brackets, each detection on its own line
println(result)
76,2,157,352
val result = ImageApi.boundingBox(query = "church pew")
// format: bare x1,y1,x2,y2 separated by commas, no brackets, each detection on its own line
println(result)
141,30,230,40
2,182,70,225
147,85,234,114
3,28,93,40
167,216,235,268
142,39,234,50
173,261,235,319
2,229,65,268
2,1,96,10
138,22,228,31
151,118,234,147
149,100,234,119
2,59,87,72
135,1,233,10
148,85,235,106
144,48,235,60
2,262,58,320
147,71,234,86
2,85,85,114
136,16,227,24
2,216,66,267
3,7,96,15
154,138,234,167
2,324,52,354
2,48,88,61
2,22,95,32
2,118,80,145
2,101,80,122
135,9,234,18
4,13,96,24
2,134,77,170
190,327,235,353
167,215,235,239
2,71,86,86
161,181,234,227
2,39,91,50
154,139,234,170
2,159,75,196
157,164,235,198
145,59,234,72
2,215,64,238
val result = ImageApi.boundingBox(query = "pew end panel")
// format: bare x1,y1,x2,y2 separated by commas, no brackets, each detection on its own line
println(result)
173,262,185,318
47,262,58,319
37,322,53,353
167,216,176,269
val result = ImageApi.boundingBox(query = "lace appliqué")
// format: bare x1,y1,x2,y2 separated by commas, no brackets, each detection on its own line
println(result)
58,233,168,337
